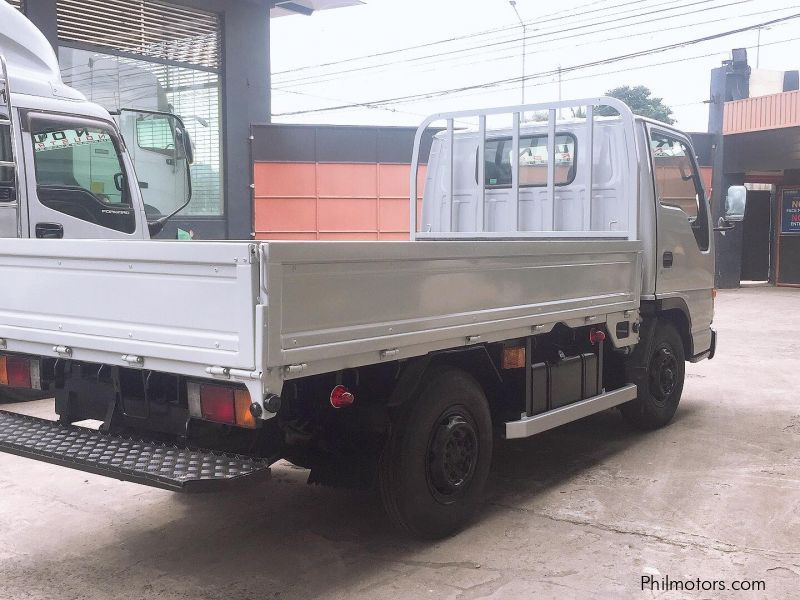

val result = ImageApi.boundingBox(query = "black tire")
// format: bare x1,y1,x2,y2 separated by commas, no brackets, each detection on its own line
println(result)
379,366,493,539
620,321,685,430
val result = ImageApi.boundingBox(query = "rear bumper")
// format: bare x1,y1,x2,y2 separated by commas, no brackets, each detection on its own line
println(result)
689,328,716,363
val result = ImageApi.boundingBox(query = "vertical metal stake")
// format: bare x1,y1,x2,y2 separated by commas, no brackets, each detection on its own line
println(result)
447,118,455,232
512,112,520,232
585,104,595,231
477,115,486,233
547,108,556,231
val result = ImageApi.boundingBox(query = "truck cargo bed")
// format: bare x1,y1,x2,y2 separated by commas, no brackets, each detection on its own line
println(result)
0,238,642,399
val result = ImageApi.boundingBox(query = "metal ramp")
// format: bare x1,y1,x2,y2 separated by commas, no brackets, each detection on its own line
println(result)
0,410,269,492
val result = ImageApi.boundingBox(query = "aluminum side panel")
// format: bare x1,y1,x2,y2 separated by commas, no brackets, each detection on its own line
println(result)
263,240,642,370
0,239,258,373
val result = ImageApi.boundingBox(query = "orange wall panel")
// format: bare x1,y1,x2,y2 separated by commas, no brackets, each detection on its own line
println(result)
378,164,409,197
318,197,378,232
254,197,317,232
379,198,409,233
316,164,377,198
318,232,378,240
253,162,419,240
255,232,316,240
254,162,317,197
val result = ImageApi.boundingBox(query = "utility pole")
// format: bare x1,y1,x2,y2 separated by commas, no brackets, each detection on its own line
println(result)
557,65,562,119
509,0,526,105
756,27,761,68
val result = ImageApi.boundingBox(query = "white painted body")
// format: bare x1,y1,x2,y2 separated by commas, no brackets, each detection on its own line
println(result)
0,4,715,428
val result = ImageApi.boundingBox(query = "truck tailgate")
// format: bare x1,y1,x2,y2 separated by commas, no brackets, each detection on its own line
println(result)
262,240,642,376
0,239,258,377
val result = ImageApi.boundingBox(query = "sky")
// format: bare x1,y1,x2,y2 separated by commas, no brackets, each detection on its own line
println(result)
269,0,800,132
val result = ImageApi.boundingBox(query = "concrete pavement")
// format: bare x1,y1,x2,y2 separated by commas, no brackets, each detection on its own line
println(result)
0,286,798,599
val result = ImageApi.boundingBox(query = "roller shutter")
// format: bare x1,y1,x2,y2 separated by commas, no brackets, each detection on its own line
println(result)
56,0,221,71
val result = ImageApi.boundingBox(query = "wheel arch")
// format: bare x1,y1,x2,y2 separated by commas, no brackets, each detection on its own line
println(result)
388,346,502,410
642,297,694,358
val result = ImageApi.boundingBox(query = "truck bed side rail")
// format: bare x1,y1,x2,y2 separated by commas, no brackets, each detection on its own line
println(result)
410,97,639,241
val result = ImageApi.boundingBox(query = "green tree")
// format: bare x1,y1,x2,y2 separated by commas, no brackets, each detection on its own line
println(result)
598,85,675,124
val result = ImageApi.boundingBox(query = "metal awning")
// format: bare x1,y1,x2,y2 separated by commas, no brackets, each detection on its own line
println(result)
271,0,363,18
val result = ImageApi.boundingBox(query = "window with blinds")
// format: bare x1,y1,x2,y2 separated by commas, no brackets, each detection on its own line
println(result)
5,0,23,11
56,0,221,71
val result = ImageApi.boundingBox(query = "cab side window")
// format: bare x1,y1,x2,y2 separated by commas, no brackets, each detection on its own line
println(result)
650,131,709,251
30,118,136,234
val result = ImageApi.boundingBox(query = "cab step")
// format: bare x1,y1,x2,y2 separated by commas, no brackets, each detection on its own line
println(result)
0,410,269,492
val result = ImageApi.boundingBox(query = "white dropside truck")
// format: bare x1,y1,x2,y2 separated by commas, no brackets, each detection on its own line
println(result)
0,4,747,538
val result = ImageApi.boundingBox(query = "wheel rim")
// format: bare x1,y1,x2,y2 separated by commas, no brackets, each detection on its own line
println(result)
649,345,679,404
426,408,479,504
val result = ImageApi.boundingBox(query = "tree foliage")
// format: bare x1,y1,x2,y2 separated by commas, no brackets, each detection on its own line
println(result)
598,85,675,124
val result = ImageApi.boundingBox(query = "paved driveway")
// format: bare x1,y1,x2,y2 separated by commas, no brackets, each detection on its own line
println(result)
0,286,797,599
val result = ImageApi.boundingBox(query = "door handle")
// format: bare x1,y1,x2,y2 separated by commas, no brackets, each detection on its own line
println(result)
662,251,674,268
35,223,64,239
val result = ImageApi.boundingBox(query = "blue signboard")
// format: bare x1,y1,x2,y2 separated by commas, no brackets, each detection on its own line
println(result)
782,188,800,235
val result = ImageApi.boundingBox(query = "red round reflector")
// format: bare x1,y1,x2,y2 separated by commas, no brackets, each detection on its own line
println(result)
330,385,355,409
589,329,607,345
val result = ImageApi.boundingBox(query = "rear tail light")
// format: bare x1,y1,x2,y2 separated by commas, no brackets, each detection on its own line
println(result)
0,355,41,389
187,382,256,428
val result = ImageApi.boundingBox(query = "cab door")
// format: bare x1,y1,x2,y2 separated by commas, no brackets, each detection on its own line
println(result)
21,112,145,239
647,125,714,355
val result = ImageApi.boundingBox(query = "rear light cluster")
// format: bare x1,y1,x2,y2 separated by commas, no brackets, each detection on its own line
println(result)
0,355,41,390
187,382,256,429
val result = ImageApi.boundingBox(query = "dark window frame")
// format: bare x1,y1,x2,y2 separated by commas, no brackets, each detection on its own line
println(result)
475,132,578,189
27,111,138,234
649,127,710,252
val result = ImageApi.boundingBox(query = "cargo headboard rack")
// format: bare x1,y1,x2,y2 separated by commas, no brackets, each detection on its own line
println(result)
409,96,639,241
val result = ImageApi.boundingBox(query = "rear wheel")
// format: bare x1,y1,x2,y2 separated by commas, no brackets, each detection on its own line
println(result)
379,366,493,539
621,321,685,430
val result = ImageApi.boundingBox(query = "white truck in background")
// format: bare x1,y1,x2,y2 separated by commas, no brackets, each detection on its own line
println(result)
0,3,748,538
0,5,193,240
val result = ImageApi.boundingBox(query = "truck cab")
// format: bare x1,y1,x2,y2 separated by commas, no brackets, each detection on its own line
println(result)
0,3,191,240
418,110,742,363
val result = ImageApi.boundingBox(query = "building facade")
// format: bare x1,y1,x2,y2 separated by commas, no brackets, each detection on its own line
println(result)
9,0,271,240
709,49,800,287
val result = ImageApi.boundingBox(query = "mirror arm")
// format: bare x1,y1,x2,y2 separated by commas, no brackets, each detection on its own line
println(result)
146,161,193,238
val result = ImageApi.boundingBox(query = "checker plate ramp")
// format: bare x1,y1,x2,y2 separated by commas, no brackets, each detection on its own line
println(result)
0,410,269,492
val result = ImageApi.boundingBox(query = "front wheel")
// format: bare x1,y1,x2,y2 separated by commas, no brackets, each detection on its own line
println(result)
378,366,493,539
620,321,685,430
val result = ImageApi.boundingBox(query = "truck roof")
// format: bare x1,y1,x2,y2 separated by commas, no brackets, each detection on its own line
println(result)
0,1,85,102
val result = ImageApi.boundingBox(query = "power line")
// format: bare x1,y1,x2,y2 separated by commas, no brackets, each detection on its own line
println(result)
273,13,800,116
447,32,800,106
274,0,724,85
336,4,798,88
271,0,644,76
274,0,756,89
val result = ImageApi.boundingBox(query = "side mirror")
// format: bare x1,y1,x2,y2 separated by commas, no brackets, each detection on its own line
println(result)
715,185,747,233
